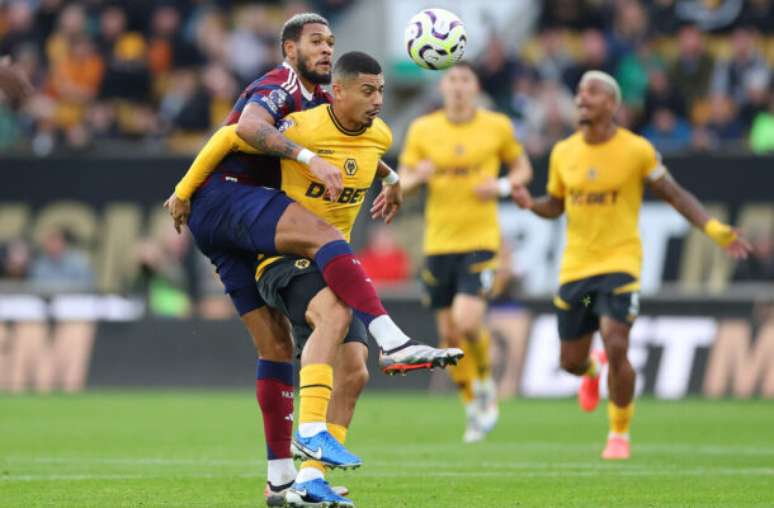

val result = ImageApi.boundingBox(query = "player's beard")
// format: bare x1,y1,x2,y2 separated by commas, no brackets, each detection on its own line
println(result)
297,53,331,85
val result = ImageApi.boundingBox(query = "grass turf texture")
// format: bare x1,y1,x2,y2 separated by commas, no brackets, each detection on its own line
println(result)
1,393,773,507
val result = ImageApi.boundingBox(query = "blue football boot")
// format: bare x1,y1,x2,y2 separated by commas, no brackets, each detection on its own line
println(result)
292,430,362,469
284,478,355,507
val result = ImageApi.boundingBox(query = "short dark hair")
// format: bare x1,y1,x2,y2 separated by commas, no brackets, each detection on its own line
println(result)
449,60,480,82
280,13,329,57
333,51,382,80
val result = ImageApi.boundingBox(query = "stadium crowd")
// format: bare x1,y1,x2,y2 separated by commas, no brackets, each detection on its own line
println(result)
0,0,771,156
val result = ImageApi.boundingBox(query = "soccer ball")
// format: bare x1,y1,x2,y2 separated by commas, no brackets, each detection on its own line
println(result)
404,8,467,70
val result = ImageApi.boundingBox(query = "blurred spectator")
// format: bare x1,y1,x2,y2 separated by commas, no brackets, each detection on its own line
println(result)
642,107,693,153
539,0,608,30
477,35,523,116
512,75,575,156
606,0,649,63
616,40,663,109
227,5,274,84
0,239,31,280
674,0,744,32
357,225,411,285
711,26,771,107
29,228,95,291
733,230,774,282
45,3,88,66
700,94,745,148
669,24,715,111
147,3,201,77
562,29,615,93
533,28,574,83
738,0,774,34
97,4,127,59
642,67,686,126
0,1,36,56
134,225,197,317
749,92,774,154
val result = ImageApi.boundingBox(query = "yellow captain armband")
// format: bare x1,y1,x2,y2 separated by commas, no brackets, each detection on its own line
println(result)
704,218,737,247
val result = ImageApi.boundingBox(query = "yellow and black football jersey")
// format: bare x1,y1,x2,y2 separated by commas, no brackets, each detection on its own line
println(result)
547,128,666,287
180,104,392,278
399,109,522,255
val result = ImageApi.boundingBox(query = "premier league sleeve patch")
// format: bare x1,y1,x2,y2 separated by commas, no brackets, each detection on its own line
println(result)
255,87,291,120
277,117,295,133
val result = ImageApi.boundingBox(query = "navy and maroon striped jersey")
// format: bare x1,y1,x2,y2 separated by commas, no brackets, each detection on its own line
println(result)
214,62,331,184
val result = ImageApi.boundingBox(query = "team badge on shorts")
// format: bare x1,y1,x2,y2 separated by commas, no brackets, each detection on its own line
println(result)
344,158,358,176
294,259,311,270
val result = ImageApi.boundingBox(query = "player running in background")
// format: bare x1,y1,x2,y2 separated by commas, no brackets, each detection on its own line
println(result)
512,70,751,459
399,62,533,443
185,51,416,507
164,14,459,505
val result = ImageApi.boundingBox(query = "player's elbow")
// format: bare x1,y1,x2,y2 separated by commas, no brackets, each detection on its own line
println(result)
236,113,263,143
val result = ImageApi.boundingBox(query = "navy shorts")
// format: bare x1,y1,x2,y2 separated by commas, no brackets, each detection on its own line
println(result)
421,250,497,309
554,272,640,340
187,177,293,315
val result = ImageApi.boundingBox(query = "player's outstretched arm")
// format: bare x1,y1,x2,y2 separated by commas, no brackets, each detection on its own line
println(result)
236,103,343,201
165,125,259,232
397,160,434,196
649,173,752,259
512,186,565,219
370,160,403,224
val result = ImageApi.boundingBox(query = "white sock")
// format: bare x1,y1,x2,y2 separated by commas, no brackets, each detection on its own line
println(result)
608,431,630,441
296,466,325,483
267,458,296,487
368,315,410,351
299,422,327,438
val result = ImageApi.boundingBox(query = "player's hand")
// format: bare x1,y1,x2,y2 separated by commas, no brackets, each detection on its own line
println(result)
309,156,343,202
511,185,533,209
370,182,403,224
164,193,191,234
725,230,752,260
0,56,33,107
473,177,501,201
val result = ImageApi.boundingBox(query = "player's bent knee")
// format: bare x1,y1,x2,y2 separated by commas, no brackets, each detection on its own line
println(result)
560,355,587,375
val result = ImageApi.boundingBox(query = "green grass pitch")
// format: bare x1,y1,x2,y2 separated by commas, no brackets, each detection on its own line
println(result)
1,392,773,507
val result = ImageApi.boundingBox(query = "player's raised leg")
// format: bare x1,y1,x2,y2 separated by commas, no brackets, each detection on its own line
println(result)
275,202,463,372
599,316,635,460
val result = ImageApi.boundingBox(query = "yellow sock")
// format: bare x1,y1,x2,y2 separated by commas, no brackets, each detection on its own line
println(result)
608,402,634,435
328,423,348,444
447,340,476,403
299,364,333,425
299,459,326,474
468,328,492,379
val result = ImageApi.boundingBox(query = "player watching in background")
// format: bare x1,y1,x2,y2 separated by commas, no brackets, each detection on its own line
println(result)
399,62,533,443
165,14,460,505
512,70,752,460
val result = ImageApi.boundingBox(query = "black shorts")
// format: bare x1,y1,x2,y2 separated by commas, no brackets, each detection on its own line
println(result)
554,272,640,341
256,256,368,353
421,250,497,309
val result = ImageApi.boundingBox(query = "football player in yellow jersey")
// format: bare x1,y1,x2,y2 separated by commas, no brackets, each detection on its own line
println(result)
513,71,751,460
399,62,533,443
183,52,461,507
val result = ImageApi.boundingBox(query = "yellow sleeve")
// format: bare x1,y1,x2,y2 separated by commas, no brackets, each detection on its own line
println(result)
174,125,259,200
381,122,393,155
398,120,424,168
499,116,523,163
641,139,667,181
546,145,565,199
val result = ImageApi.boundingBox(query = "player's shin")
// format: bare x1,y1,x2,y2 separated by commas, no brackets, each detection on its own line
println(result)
314,239,410,350
298,364,333,438
256,359,296,486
